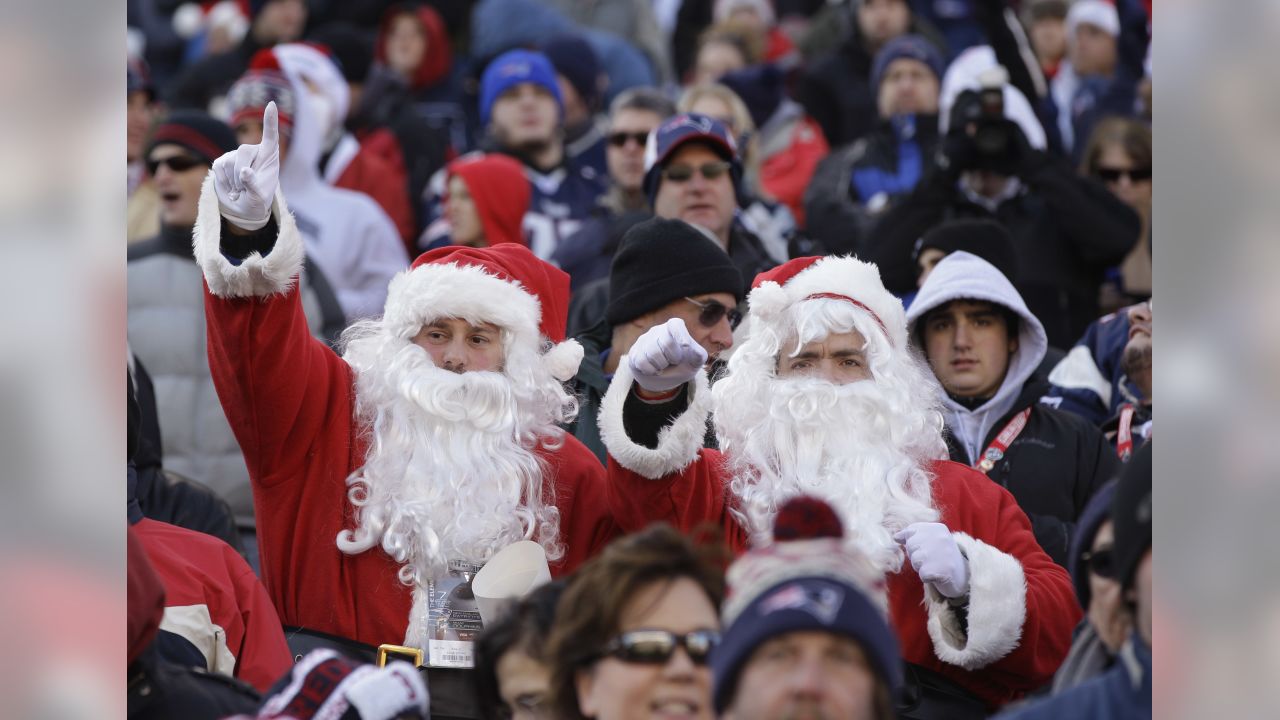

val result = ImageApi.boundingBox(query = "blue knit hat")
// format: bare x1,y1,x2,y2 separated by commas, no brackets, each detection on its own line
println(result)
479,49,564,127
871,34,945,91
710,497,902,712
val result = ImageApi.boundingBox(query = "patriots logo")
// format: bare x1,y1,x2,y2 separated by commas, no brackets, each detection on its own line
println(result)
758,582,845,625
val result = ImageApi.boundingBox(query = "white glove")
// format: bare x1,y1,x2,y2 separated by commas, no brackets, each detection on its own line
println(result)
211,102,280,231
626,318,708,393
895,522,970,599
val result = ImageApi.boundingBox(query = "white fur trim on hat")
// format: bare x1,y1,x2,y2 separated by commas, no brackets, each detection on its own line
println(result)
383,261,542,342
748,256,908,349
923,532,1027,669
194,172,304,298
599,361,712,479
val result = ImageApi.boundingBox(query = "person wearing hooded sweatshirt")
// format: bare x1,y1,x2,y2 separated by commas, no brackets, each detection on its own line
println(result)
374,2,471,154
906,252,1119,566
226,45,409,322
435,153,532,249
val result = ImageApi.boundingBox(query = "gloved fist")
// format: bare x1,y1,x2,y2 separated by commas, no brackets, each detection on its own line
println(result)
627,318,708,393
895,522,970,599
212,102,281,231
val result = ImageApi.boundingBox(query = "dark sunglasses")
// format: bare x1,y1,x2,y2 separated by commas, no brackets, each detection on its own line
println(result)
147,154,206,176
685,296,742,330
663,160,732,183
1081,546,1115,578
608,131,650,147
600,629,719,665
1095,166,1151,183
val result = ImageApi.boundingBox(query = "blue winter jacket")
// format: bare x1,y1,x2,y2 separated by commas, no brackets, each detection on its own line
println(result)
996,634,1151,720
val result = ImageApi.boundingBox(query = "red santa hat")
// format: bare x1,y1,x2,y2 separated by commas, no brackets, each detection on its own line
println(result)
382,244,584,381
747,255,908,349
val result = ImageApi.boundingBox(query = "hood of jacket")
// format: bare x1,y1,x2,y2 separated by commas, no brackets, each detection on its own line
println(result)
270,43,350,192
906,251,1048,463
376,3,453,91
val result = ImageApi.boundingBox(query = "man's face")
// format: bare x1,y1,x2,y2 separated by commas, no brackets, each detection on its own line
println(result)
1121,300,1152,385
639,292,738,364
1096,143,1152,213
1132,549,1152,647
915,247,947,287
445,175,485,247
253,0,307,45
693,41,747,85
776,329,873,385
148,143,209,227
411,318,504,373
1030,17,1068,66
491,83,561,151
606,109,662,191
556,74,590,129
921,300,1017,399
877,57,939,118
1071,22,1117,76
127,90,154,163
652,143,737,243
724,631,882,720
385,14,426,79
857,0,911,49
234,115,291,163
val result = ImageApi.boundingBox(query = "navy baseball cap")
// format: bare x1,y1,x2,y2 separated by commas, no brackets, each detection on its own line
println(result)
642,112,742,204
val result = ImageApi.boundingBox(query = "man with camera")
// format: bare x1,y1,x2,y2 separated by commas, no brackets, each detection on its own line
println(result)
864,80,1140,349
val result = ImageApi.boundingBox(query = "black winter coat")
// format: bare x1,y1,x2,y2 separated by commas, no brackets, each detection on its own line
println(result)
944,379,1120,566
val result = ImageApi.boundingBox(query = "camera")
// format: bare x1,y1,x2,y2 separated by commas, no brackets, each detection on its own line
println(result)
947,67,1018,170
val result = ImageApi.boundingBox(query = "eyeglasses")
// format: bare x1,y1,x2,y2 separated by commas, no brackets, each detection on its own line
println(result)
1081,546,1115,578
608,131,650,147
684,296,743,330
662,160,732,183
1094,166,1151,183
600,629,719,665
147,154,206,176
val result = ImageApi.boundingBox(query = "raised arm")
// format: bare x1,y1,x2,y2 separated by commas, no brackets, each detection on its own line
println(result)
196,103,356,487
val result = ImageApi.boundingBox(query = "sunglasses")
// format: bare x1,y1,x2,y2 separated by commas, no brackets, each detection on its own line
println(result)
1081,545,1115,578
600,629,719,665
685,296,742,330
608,131,650,148
147,154,206,176
1095,166,1151,183
663,160,732,183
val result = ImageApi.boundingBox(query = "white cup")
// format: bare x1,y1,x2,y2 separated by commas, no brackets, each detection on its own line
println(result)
472,541,552,626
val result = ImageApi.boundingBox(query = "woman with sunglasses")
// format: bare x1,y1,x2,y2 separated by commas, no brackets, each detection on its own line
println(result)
1080,117,1152,311
547,525,725,720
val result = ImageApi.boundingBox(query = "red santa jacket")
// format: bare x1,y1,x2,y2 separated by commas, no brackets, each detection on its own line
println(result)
597,364,1079,710
133,517,292,692
197,190,618,647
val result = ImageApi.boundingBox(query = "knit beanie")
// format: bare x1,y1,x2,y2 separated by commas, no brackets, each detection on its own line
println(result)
913,218,1018,282
1067,480,1118,609
226,61,297,140
1111,442,1152,593
710,496,902,712
145,111,238,166
540,34,600,109
479,49,564,127
871,34,945,91
446,153,532,247
606,217,744,325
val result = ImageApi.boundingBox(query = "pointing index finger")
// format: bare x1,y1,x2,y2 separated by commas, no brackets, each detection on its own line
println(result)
261,101,279,151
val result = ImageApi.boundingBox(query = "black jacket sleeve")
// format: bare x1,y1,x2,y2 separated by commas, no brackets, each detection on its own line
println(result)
862,169,955,294
1021,158,1141,267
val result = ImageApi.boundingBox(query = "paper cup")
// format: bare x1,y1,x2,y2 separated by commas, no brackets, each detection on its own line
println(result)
472,540,552,626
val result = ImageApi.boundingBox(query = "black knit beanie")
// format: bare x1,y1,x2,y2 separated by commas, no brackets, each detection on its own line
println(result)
914,218,1019,282
145,111,238,167
606,217,744,326
1112,442,1152,592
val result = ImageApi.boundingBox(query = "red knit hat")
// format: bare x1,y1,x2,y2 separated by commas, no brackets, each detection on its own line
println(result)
382,244,583,380
748,255,907,348
447,153,531,247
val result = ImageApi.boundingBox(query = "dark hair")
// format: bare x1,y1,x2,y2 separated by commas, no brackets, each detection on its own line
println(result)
609,87,677,120
914,299,1020,350
1079,116,1152,177
546,524,727,720
473,580,566,720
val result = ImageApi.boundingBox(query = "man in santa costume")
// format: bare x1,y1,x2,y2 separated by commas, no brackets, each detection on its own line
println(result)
193,103,618,654
599,254,1079,711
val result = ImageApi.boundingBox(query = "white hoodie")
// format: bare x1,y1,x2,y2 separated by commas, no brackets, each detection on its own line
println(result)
271,44,409,322
905,252,1048,465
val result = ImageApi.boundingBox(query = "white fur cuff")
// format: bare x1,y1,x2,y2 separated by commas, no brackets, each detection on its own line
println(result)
598,360,711,480
924,532,1027,670
193,173,304,298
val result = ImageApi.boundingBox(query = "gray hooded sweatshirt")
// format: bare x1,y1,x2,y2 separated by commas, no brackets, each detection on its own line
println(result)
906,251,1049,465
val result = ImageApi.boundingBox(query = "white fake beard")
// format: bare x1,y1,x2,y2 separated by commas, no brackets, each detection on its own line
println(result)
335,333,567,596
715,376,942,573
